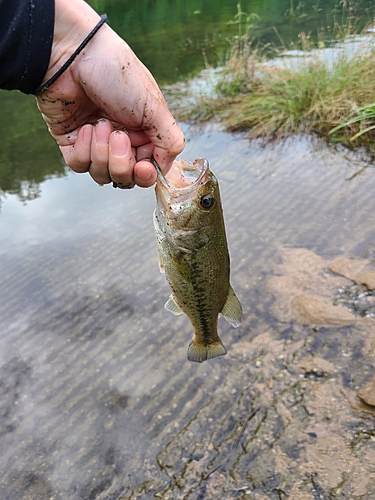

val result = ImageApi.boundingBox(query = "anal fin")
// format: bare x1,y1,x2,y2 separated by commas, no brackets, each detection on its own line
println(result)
221,285,242,328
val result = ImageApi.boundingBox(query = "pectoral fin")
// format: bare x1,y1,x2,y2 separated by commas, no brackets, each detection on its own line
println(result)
157,250,165,273
221,286,242,328
164,294,184,315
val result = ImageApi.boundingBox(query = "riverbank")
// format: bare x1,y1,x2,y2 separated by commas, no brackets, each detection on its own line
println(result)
167,29,375,153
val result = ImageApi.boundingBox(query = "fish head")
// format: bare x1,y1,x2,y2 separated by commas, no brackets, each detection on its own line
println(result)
154,158,223,251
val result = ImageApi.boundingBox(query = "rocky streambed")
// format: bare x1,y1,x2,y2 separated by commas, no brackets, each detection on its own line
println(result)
1,131,375,499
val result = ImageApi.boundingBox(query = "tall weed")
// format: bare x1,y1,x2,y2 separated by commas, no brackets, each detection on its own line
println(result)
172,1,375,146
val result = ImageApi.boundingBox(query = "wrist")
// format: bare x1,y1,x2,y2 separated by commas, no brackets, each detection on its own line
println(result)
46,0,101,82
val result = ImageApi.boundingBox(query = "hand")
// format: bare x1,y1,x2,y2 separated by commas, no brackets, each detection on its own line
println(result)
36,0,185,188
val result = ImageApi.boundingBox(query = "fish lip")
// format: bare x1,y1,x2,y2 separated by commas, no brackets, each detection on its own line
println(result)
152,156,209,194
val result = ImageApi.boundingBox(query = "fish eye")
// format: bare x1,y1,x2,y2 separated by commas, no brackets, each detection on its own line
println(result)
200,194,214,210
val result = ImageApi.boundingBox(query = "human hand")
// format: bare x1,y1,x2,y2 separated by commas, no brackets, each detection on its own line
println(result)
36,0,185,188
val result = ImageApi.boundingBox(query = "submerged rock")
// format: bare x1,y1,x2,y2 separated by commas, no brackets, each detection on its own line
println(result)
291,294,355,326
334,284,375,318
329,256,375,290
299,356,335,377
269,248,375,326
358,376,375,407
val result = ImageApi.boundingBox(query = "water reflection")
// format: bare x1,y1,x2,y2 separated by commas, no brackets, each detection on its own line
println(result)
92,0,375,85
0,91,65,207
1,0,374,203
1,126,375,498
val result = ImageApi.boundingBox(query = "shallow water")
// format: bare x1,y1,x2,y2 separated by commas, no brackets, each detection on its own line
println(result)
2,2,375,498
1,126,375,499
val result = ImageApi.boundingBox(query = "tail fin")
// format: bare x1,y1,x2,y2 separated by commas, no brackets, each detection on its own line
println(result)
187,339,227,363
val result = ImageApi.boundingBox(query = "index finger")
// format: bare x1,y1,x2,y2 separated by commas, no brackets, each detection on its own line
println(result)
142,110,185,171
118,125,185,172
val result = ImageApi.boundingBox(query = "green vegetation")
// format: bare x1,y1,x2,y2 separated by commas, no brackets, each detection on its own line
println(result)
0,92,66,207
168,2,375,152
329,102,375,142
1,0,375,204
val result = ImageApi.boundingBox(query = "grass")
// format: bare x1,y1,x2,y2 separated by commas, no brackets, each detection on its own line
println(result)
329,102,375,141
167,9,375,152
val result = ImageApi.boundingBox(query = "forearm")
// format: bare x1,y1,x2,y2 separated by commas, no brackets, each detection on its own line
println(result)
45,0,100,83
0,0,101,94
0,0,54,93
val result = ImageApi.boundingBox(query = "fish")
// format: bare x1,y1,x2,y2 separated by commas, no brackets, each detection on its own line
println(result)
152,156,242,363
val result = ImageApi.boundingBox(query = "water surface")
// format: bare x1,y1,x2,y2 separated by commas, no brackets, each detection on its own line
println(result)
1,0,375,202
2,1,375,498
1,126,375,498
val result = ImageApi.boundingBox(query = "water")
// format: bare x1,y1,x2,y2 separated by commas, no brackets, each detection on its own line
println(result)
98,0,375,84
1,0,375,203
2,1,375,499
2,126,375,498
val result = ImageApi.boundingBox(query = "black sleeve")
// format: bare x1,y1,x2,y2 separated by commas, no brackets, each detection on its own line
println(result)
0,0,54,94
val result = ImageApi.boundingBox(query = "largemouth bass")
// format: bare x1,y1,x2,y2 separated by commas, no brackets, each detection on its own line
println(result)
153,157,242,363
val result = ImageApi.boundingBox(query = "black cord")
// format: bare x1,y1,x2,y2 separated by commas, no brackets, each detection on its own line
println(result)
34,14,108,95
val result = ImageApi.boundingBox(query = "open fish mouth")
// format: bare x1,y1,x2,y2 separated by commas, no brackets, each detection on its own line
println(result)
151,156,209,193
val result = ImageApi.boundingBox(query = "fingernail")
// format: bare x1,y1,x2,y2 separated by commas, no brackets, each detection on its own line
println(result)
110,131,127,156
95,119,109,145
112,181,135,190
82,125,92,147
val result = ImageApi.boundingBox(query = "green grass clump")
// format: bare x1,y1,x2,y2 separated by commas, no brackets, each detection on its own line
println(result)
174,34,375,146
227,47,375,138
329,102,375,141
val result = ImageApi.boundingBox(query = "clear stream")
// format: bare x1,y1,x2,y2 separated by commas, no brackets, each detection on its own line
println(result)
2,1,375,499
